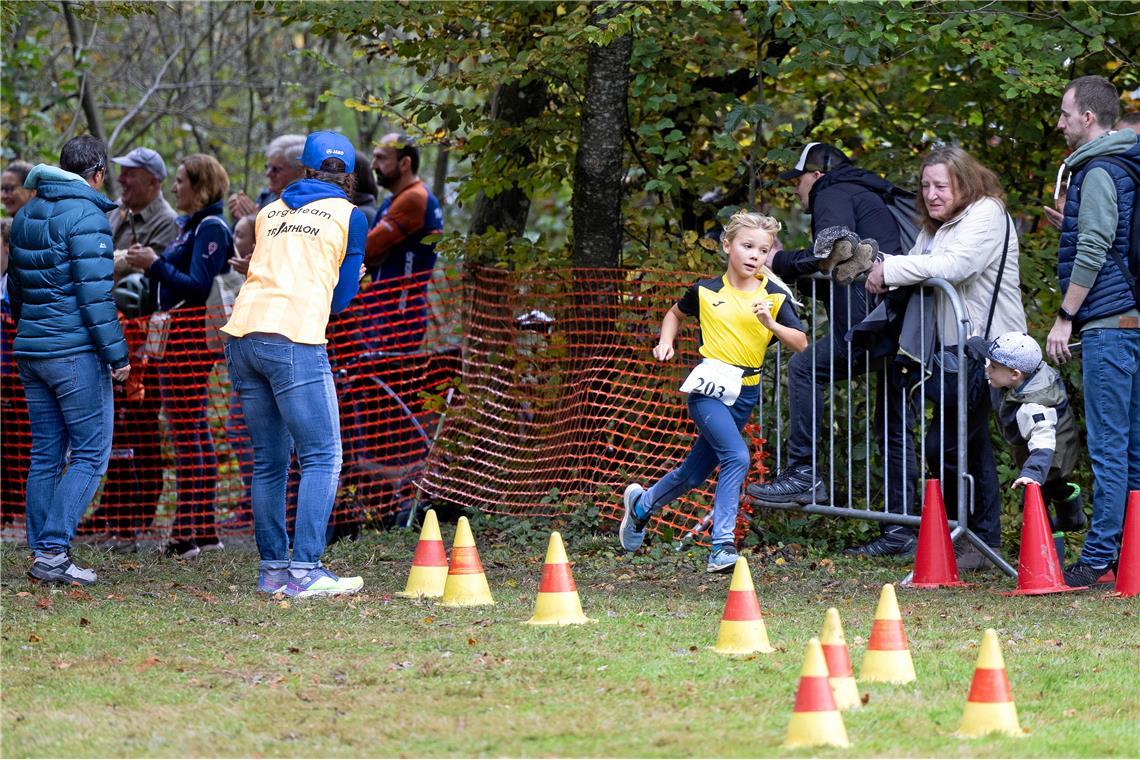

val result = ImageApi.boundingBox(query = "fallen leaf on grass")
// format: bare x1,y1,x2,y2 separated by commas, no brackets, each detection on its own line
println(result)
287,646,300,654
53,660,72,670
386,661,413,671
861,692,871,705
105,594,125,602
136,656,162,672
467,637,477,645
36,597,53,611
28,633,42,643
66,589,92,602
15,591,30,597
1063,708,1077,717
78,618,90,627
278,600,290,609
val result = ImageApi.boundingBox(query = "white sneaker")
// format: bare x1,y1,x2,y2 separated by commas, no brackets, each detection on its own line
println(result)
284,567,364,598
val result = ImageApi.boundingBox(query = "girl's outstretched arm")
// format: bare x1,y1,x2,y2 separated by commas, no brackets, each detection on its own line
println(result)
654,305,684,361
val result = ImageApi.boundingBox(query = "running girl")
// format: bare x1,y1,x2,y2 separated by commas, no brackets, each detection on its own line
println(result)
620,211,808,572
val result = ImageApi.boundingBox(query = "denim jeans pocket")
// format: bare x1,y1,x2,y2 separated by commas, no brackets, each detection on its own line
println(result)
251,339,295,391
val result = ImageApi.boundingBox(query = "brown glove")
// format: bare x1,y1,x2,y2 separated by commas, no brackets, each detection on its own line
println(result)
833,240,879,285
819,239,854,273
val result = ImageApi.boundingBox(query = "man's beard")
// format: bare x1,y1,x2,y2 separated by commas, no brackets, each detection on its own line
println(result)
375,170,399,189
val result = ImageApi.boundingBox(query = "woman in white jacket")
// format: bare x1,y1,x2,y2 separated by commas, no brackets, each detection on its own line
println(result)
866,147,1027,567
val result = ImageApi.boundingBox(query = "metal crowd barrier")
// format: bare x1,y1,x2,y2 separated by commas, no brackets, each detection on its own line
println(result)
753,273,1017,579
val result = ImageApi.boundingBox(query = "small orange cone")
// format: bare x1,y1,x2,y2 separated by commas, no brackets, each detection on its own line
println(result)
1004,482,1085,595
711,557,775,655
439,516,494,607
909,479,967,588
395,509,448,598
1114,491,1140,597
526,531,592,625
784,637,850,748
819,607,860,710
860,583,916,684
958,628,1023,738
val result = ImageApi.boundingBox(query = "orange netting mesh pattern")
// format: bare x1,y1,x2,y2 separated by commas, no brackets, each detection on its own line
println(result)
1,265,776,544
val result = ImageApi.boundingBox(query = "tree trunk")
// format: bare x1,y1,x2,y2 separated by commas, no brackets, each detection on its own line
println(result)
570,24,631,268
61,1,111,194
468,78,547,235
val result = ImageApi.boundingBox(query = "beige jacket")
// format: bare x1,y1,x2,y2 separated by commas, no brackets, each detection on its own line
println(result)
882,196,1026,343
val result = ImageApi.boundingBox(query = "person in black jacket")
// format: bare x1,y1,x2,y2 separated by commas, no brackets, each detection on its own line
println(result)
9,136,131,585
748,143,919,557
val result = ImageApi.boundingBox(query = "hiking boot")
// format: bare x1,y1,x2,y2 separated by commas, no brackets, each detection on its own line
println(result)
1062,560,1111,589
1050,483,1086,532
28,553,97,586
954,539,1000,571
706,544,740,574
195,537,225,553
845,529,916,558
258,568,290,595
619,483,649,553
164,540,200,560
747,464,826,507
284,567,364,598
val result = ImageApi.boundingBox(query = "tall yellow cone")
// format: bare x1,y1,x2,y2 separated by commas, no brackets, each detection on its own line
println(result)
784,637,850,748
396,509,448,598
819,607,861,710
439,516,494,607
711,557,775,655
526,531,592,625
958,629,1023,738
859,584,916,684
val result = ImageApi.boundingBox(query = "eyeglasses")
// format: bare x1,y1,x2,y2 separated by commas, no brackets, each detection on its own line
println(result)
266,164,286,175
0,185,16,193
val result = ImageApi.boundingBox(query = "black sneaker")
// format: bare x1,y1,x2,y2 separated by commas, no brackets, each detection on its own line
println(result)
28,553,97,585
746,464,826,507
164,540,201,560
1062,560,1111,589
845,530,917,558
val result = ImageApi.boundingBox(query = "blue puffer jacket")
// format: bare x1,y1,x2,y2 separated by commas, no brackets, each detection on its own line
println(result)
8,165,128,369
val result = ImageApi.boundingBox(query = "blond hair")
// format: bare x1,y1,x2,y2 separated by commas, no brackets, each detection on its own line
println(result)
721,210,796,300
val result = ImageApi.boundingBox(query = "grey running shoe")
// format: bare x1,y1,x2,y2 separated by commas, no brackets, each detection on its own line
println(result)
619,483,648,552
706,544,740,574
258,568,290,595
845,530,917,558
28,553,96,585
284,567,364,598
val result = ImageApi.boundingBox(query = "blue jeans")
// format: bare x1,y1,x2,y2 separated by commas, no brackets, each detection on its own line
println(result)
643,383,760,546
225,334,342,570
17,352,113,558
1080,328,1140,566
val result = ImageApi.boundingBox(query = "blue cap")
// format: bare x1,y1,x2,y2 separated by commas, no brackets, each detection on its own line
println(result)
301,131,355,173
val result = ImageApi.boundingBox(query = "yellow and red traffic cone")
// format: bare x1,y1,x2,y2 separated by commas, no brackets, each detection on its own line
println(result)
859,583,916,684
784,637,850,748
396,509,448,598
526,531,591,625
958,628,1023,738
439,516,494,607
711,557,775,655
1114,490,1140,597
819,607,860,710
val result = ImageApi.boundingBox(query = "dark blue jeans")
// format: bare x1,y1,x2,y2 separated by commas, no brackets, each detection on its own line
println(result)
923,349,1001,547
1080,327,1140,566
643,383,760,546
17,352,113,558
786,331,918,521
225,334,342,570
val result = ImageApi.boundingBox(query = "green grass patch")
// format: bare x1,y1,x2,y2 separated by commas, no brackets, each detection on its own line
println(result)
2,527,1138,758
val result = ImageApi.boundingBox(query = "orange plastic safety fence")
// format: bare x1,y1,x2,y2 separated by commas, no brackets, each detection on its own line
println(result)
1,265,777,545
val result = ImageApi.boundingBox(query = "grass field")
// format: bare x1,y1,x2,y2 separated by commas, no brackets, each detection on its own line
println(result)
2,521,1138,758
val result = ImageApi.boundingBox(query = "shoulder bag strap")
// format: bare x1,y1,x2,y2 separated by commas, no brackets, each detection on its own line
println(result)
983,214,1011,340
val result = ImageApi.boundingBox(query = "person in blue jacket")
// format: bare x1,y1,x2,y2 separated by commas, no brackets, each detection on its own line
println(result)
8,135,131,585
125,154,233,560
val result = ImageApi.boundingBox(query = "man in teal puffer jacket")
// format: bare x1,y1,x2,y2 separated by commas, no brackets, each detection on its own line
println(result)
8,135,131,586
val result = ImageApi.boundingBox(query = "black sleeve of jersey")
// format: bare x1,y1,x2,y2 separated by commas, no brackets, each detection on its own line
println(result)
676,281,700,317
770,247,820,279
767,281,805,332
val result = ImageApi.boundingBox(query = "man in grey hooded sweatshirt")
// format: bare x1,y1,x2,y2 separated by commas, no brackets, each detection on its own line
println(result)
1046,75,1140,589
8,135,131,586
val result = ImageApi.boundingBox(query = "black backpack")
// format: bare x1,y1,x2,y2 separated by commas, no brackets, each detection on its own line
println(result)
882,185,921,255
1087,156,1140,307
